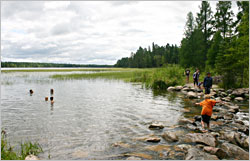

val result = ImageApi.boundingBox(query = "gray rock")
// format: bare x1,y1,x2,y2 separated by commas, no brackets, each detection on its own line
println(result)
182,133,216,147
167,86,175,91
186,124,197,130
179,118,194,125
162,131,179,142
146,137,161,143
187,91,198,99
232,89,246,97
148,123,164,129
243,136,249,148
182,87,190,91
221,97,231,102
220,92,228,97
235,97,244,101
25,155,39,160
185,148,219,160
221,142,249,160
203,146,227,159
175,144,192,152
126,156,142,160
226,89,233,94
223,113,234,120
174,86,183,91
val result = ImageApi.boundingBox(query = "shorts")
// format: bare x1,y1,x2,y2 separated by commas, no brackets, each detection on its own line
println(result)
201,115,211,124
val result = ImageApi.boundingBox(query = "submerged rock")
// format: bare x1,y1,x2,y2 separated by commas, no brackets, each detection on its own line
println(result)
146,137,161,143
112,142,131,148
185,148,219,160
182,133,216,147
124,153,152,160
25,155,39,160
221,142,249,160
162,131,179,142
187,92,198,99
145,145,171,152
148,123,164,129
126,156,141,160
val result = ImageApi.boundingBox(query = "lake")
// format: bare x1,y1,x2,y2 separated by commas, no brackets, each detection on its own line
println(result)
1,69,247,159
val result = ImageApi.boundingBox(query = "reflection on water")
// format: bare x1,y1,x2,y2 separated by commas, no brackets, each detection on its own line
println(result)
2,71,246,159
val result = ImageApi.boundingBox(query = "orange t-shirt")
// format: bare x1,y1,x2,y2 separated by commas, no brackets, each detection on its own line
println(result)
199,99,217,116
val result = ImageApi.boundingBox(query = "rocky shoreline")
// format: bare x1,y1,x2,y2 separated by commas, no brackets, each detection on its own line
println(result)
112,86,249,160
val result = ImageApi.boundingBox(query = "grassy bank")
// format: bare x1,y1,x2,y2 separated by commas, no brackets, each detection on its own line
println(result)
51,65,186,90
1,131,43,160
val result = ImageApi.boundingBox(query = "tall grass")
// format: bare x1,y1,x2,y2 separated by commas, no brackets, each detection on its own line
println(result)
131,65,186,90
1,131,43,160
51,65,186,90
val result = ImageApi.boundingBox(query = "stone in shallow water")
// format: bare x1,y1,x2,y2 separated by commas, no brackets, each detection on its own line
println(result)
148,123,164,129
25,155,39,160
221,142,249,160
112,142,131,148
185,147,219,160
124,153,152,160
162,131,179,142
72,150,88,158
126,156,141,160
182,133,217,147
145,145,171,152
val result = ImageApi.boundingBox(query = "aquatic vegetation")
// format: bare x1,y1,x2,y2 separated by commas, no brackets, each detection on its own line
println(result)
1,131,43,160
50,65,186,90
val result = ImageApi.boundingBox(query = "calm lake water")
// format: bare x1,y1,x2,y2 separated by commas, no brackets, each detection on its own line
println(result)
1,70,248,159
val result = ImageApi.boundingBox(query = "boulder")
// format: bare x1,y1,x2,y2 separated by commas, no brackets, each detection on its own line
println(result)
223,113,234,120
182,87,190,92
220,92,228,97
126,156,141,160
185,148,219,160
221,97,231,102
174,144,192,152
162,131,179,142
148,123,164,129
25,155,39,160
221,142,249,160
174,86,183,91
203,146,227,159
232,89,246,97
182,133,216,147
243,136,249,148
194,115,201,121
220,131,238,145
112,142,131,148
187,91,198,99
179,118,194,125
186,124,197,130
167,86,175,91
235,97,244,101
226,89,233,94
146,137,161,143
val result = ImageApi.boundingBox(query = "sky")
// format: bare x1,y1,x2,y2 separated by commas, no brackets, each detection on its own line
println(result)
1,1,238,65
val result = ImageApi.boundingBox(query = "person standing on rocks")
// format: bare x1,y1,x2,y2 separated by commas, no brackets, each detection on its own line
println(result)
203,72,213,94
185,68,191,83
193,69,200,88
195,94,222,132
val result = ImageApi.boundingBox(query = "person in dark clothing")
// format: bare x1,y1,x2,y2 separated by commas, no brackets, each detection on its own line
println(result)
203,72,213,94
185,68,191,83
193,70,200,87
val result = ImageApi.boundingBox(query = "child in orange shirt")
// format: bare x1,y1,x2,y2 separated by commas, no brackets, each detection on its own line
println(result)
195,95,222,132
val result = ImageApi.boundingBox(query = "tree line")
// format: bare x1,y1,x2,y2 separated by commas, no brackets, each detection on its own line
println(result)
1,62,113,68
115,1,249,89
115,43,179,68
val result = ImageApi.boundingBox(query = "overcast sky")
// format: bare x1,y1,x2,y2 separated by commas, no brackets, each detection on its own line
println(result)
1,1,238,65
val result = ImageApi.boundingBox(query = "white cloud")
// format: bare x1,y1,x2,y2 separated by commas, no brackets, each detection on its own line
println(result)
1,1,239,65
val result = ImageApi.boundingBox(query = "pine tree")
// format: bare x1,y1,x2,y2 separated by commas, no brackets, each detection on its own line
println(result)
214,1,234,39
